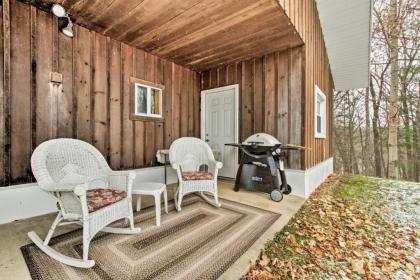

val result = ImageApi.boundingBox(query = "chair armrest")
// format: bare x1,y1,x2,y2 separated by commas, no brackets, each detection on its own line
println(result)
208,160,223,179
110,170,136,180
73,183,89,196
209,160,223,169
171,162,180,170
170,162,184,182
70,183,90,217
214,161,223,169
109,171,136,193
41,182,85,192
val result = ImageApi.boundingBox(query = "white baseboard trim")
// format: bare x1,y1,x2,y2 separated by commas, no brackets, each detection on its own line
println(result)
0,166,178,225
284,157,334,198
0,158,333,224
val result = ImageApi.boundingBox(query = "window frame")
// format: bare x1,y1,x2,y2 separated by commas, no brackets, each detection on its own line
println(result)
129,77,165,121
314,85,327,139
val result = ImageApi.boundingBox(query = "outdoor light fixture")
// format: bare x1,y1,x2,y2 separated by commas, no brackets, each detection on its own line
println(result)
51,4,66,17
51,4,74,38
61,21,74,37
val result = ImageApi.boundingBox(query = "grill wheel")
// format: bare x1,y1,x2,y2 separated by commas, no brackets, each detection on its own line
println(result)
270,190,283,202
283,184,292,195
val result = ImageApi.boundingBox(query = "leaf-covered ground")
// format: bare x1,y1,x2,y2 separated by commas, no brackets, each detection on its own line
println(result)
246,175,420,279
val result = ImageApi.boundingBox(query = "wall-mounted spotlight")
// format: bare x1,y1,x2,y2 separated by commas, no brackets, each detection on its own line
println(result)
51,4,74,38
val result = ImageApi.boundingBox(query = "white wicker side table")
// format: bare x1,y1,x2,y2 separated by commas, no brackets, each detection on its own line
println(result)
132,183,168,226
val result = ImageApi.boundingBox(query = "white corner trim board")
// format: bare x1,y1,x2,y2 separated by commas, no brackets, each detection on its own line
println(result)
0,158,333,224
304,157,334,196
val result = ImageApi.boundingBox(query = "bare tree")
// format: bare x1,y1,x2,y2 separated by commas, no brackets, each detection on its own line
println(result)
334,0,419,182
387,0,400,179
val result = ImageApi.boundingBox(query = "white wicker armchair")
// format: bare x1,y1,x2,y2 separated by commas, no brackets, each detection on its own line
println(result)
169,137,223,211
28,138,140,268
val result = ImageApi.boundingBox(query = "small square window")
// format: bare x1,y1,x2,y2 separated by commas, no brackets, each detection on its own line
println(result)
150,88,162,116
136,85,148,115
133,82,163,119
314,85,326,138
317,115,322,134
316,100,321,115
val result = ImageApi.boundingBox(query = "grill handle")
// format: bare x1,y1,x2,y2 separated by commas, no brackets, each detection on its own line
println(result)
225,143,270,159
241,149,269,159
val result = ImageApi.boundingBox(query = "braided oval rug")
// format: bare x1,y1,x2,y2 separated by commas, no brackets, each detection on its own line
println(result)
21,195,280,280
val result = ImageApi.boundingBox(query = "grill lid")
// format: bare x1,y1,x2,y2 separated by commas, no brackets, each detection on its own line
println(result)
242,133,281,146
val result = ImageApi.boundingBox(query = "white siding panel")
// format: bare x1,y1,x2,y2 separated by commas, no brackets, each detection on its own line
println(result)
315,0,371,91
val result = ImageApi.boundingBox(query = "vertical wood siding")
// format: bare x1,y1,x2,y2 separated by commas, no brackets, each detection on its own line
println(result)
278,0,334,169
201,0,334,170
201,47,305,169
0,0,333,185
0,0,200,186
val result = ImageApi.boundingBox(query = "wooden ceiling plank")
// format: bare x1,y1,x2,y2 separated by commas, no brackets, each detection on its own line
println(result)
25,0,302,72
67,0,115,28
78,0,118,24
85,0,148,33
189,35,294,68
61,0,82,9
130,0,262,50
202,39,301,71
66,0,94,16
191,34,302,71
84,0,123,28
117,0,205,44
176,25,292,66
167,11,288,63
152,1,275,56
103,0,170,39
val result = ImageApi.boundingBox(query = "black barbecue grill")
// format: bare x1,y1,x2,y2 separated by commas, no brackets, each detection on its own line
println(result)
226,133,301,202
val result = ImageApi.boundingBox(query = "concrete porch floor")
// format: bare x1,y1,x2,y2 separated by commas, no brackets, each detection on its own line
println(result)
0,180,305,280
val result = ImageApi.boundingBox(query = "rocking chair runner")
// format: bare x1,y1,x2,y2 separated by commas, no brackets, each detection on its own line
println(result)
169,137,223,211
28,138,141,268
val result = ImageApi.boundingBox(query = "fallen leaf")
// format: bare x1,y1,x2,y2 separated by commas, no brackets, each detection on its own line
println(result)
259,252,269,267
405,262,415,274
351,259,366,275
313,247,324,256
286,234,297,244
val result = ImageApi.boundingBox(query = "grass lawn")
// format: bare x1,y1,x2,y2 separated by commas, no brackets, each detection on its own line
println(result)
246,175,419,280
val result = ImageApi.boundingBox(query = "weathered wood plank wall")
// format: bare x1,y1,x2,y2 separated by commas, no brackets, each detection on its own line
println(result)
201,0,334,170
278,0,334,169
0,0,200,186
0,0,333,186
201,47,305,169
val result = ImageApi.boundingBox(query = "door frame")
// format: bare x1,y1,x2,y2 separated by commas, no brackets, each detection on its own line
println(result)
200,84,240,178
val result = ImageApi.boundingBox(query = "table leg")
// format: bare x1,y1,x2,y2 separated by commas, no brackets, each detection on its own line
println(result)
154,194,161,226
163,188,168,214
164,154,167,184
136,195,141,212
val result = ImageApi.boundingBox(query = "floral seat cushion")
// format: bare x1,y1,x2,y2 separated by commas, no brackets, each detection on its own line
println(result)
182,171,213,181
86,188,127,212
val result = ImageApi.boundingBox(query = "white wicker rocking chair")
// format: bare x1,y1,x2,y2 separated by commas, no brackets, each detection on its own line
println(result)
169,137,223,211
28,138,140,268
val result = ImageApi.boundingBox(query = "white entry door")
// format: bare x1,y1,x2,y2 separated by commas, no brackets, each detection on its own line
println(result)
201,85,238,178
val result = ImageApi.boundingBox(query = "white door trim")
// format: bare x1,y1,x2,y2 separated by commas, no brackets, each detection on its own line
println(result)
200,84,239,178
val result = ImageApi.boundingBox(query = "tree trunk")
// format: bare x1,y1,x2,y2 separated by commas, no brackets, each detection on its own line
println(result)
387,0,399,179
416,81,420,182
358,122,365,174
364,88,371,175
400,83,411,180
370,76,382,177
